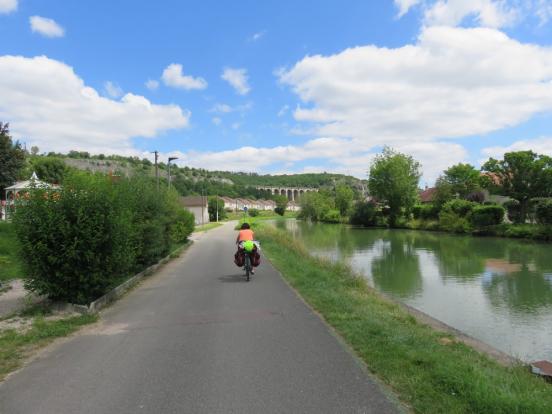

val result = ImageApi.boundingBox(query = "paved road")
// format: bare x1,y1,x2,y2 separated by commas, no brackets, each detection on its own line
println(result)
0,222,402,414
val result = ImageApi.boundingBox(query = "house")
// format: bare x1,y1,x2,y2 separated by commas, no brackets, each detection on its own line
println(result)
419,187,437,204
179,196,209,226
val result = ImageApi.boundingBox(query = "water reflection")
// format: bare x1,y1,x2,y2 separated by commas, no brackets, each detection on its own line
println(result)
271,220,552,361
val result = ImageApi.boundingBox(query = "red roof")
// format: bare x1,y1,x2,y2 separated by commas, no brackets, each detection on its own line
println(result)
419,187,437,203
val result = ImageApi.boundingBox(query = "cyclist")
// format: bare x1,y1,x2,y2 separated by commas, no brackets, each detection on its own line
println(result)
236,222,257,274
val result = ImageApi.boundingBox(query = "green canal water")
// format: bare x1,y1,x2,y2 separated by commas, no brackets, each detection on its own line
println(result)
271,220,552,362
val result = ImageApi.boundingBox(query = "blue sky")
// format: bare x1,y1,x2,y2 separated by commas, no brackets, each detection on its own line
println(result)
1,0,552,183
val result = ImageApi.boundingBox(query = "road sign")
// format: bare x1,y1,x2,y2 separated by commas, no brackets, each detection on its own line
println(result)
243,206,248,212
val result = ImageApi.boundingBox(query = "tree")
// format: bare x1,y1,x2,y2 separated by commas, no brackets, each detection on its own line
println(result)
368,147,421,226
482,151,552,223
434,163,481,205
298,191,333,221
29,157,69,184
208,196,226,221
30,146,39,156
274,195,288,216
335,184,354,216
0,122,26,197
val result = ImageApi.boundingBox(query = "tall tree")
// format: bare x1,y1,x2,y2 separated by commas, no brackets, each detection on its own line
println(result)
335,184,354,216
208,196,226,221
368,147,421,226
274,195,288,216
482,151,552,222
0,123,26,197
434,163,482,206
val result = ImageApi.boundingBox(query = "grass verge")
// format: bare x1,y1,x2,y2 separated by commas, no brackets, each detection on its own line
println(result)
0,311,97,381
194,222,224,232
0,222,23,282
256,223,552,414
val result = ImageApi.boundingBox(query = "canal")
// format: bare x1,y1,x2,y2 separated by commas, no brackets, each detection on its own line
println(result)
271,220,552,362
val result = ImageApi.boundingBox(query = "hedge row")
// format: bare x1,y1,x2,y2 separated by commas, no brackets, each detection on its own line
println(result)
13,172,194,304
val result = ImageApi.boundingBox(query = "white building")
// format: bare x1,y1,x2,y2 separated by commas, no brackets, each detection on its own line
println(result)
179,196,209,226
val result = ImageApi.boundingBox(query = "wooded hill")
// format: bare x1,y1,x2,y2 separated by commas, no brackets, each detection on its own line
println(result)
22,152,367,199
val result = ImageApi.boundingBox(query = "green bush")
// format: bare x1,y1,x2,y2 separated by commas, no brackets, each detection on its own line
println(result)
170,208,195,243
248,208,260,217
470,204,505,227
13,173,187,304
322,209,341,223
535,199,552,225
442,199,477,217
412,203,439,220
439,210,472,233
350,201,379,226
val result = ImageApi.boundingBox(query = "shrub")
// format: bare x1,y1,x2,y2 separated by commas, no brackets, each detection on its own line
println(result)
442,199,477,217
350,201,379,226
535,199,552,225
322,209,341,223
439,211,471,233
13,173,186,304
412,203,439,220
248,208,260,217
470,204,505,227
170,208,195,243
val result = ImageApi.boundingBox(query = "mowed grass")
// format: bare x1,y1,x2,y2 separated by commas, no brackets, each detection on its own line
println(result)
194,222,224,232
256,224,552,414
0,313,97,381
0,222,23,282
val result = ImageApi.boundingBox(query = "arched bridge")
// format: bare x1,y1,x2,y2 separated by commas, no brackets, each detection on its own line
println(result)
256,186,318,202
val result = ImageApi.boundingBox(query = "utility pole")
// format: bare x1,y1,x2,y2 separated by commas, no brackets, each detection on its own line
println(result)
216,194,219,222
152,151,159,191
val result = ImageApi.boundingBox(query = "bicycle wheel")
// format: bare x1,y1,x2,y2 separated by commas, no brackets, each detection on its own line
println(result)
245,255,251,282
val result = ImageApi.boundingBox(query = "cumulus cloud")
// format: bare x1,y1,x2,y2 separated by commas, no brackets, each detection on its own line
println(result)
161,63,207,90
0,55,190,154
482,137,552,159
394,0,422,17
145,79,159,91
397,0,552,28
212,117,222,126
0,0,17,14
279,26,552,149
29,16,65,38
221,67,251,95
104,81,123,98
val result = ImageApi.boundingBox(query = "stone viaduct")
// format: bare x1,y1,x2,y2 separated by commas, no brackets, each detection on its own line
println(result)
256,186,318,202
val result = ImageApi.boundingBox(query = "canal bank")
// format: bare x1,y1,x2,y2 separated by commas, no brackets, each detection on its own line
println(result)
255,223,552,414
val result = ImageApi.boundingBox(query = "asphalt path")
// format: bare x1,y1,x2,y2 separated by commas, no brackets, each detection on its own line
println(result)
0,222,402,414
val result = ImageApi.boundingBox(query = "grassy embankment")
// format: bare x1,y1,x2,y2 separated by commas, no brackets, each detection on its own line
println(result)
404,219,552,242
255,223,552,414
0,307,97,381
0,222,23,283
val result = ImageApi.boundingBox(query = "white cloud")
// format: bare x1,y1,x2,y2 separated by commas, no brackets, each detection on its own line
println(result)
145,79,159,91
277,105,289,117
231,122,241,130
29,16,65,38
221,67,251,95
394,0,422,17
482,137,552,159
209,102,252,114
0,55,190,154
279,26,552,151
424,0,518,28
535,0,552,25
212,117,222,126
104,81,123,98
161,63,207,90
0,0,17,14
250,30,266,41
